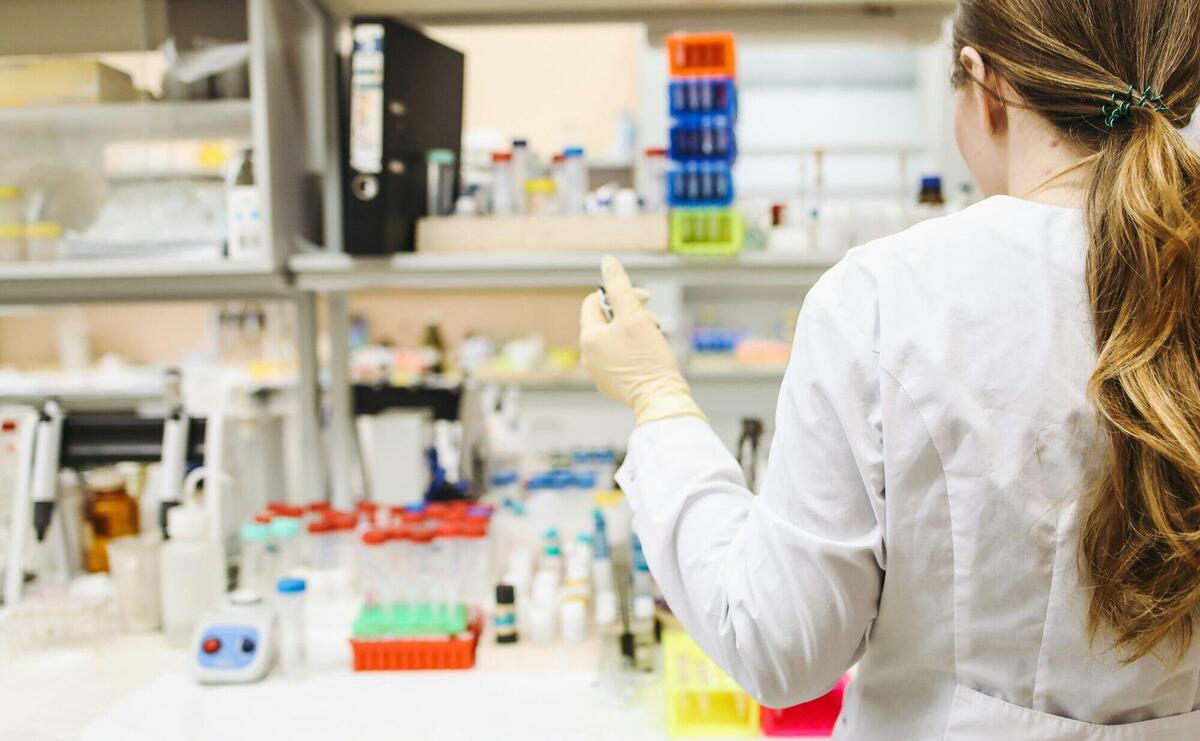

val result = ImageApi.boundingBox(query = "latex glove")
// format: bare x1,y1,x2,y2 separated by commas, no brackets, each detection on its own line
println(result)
580,256,706,425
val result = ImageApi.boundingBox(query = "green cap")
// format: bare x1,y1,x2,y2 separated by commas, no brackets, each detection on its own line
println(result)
240,523,270,542
270,516,301,539
427,148,455,165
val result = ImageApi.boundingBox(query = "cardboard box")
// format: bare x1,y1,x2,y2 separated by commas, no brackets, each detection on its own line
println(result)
0,56,137,107
416,213,669,254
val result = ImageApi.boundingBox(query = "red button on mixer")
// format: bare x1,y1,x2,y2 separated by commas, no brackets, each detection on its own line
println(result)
203,637,222,654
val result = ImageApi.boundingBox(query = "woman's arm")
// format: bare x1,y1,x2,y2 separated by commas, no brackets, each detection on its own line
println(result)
612,261,886,708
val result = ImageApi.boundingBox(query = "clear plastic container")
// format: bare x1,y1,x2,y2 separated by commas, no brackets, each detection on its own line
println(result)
238,522,272,596
561,147,587,215
106,534,162,632
511,139,530,214
276,577,307,679
269,516,303,583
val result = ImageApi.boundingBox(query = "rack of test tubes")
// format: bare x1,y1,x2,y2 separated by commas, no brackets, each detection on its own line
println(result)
664,629,761,737
349,501,493,670
665,32,745,255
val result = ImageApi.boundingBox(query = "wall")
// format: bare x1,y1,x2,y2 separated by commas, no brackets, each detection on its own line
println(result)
427,23,642,158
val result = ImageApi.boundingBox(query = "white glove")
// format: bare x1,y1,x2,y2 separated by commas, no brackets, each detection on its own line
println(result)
579,256,706,426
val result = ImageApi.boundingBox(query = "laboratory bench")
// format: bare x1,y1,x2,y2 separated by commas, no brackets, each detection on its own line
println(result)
0,608,823,741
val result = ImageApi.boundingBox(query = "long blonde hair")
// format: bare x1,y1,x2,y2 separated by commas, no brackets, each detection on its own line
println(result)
953,0,1200,663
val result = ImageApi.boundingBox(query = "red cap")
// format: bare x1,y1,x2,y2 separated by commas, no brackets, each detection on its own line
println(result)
464,520,489,538
330,513,358,531
409,529,434,544
253,512,274,524
426,503,451,518
308,502,332,513
399,510,425,524
362,529,390,546
552,153,566,163
388,526,410,541
645,147,667,157
308,520,334,534
492,151,513,162
436,520,465,538
356,501,379,513
268,503,304,518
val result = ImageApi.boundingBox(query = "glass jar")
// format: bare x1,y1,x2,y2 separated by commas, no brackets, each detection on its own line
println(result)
83,468,140,572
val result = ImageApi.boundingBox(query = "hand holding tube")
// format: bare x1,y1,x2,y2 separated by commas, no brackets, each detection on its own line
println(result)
580,256,706,426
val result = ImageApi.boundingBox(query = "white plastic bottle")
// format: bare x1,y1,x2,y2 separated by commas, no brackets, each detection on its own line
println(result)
226,148,263,259
160,473,226,646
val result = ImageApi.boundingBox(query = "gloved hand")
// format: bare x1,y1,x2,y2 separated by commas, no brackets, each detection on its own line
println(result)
580,256,706,425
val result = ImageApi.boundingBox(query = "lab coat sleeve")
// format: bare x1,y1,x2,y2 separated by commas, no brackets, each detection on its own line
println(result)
615,258,885,708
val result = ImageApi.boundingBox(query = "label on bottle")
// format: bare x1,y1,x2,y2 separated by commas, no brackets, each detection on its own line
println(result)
227,186,263,259
350,24,385,175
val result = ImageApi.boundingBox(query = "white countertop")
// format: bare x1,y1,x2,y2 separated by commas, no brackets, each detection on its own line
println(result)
1,605,827,741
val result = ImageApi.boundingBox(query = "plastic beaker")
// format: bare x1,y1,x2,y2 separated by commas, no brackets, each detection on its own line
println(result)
106,534,162,632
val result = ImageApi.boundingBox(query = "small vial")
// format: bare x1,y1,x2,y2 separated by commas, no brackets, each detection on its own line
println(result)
511,139,530,214
561,147,587,215
491,151,515,215
360,529,391,607
495,583,518,644
276,577,307,679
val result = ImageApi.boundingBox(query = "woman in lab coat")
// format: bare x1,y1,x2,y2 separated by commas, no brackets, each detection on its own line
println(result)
580,1,1200,738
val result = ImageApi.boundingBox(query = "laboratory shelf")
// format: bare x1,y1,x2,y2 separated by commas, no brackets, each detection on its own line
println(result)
0,99,252,140
319,0,956,24
289,250,843,291
0,258,292,304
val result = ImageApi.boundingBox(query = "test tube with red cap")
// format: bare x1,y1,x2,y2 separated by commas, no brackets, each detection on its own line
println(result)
360,529,391,607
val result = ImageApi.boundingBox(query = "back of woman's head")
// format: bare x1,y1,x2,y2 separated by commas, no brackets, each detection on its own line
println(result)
953,0,1200,664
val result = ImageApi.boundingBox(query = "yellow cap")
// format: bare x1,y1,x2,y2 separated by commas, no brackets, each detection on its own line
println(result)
0,224,22,238
25,222,62,238
0,185,21,200
525,178,555,194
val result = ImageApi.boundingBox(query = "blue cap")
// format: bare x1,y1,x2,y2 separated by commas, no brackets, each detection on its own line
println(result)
512,138,528,147
277,577,306,594
921,175,943,189
490,471,519,487
405,503,426,514
564,146,584,157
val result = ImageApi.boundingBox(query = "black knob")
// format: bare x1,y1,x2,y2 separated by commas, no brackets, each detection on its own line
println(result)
241,637,256,653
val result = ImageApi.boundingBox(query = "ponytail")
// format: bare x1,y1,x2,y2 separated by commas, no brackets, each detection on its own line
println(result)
1081,112,1200,663
953,0,1200,663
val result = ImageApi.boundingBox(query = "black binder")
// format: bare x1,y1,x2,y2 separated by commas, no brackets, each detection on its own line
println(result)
341,18,464,254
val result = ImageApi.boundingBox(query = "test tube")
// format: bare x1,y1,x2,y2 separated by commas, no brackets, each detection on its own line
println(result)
360,529,390,608
276,578,307,679
307,519,335,570
389,524,412,607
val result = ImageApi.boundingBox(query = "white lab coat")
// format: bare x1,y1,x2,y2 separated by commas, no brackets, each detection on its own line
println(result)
616,196,1200,740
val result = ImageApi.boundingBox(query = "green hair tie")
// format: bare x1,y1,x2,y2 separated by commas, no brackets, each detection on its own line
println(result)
1103,85,1170,129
